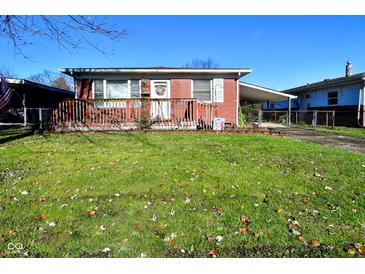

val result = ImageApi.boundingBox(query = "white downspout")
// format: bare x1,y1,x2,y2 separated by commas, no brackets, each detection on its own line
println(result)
236,72,241,125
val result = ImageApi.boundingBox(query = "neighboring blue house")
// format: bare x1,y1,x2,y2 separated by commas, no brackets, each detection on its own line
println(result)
264,62,365,127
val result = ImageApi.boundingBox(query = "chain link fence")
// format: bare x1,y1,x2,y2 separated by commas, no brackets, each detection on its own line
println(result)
260,110,358,128
0,107,53,129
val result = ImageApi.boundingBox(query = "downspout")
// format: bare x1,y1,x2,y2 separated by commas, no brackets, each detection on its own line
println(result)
357,79,365,127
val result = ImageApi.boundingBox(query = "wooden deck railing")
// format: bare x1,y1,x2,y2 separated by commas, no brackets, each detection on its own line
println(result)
53,98,216,130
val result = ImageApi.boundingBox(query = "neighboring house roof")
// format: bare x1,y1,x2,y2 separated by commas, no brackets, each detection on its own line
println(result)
60,67,252,78
284,72,365,94
3,78,74,96
239,82,297,103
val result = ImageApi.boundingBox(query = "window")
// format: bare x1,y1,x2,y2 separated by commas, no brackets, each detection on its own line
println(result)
270,103,275,109
130,80,141,98
93,80,139,99
193,80,211,101
328,91,338,105
94,80,104,99
106,80,129,99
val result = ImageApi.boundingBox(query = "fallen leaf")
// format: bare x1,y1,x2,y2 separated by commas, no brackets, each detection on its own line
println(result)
0,251,9,257
314,172,322,178
48,222,56,227
209,248,218,258
239,227,249,233
4,229,16,237
87,209,97,217
347,248,356,255
240,215,250,224
358,248,365,255
277,208,283,214
298,235,305,242
38,197,46,203
207,236,214,243
102,247,111,253
212,206,223,216
303,197,309,204
32,213,47,220
215,235,223,242
311,240,320,248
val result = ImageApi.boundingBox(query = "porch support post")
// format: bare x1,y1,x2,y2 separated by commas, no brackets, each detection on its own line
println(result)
23,93,27,127
287,97,291,127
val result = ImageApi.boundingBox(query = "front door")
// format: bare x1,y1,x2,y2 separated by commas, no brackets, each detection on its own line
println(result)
151,80,170,120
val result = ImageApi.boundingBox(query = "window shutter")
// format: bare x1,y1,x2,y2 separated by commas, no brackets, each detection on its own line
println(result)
213,78,224,102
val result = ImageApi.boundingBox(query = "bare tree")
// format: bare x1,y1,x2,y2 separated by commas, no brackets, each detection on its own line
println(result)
184,58,218,68
0,16,128,58
28,70,73,90
0,66,17,78
51,76,72,90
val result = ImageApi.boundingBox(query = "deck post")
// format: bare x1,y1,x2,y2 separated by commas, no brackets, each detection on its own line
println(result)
287,98,291,127
39,107,43,129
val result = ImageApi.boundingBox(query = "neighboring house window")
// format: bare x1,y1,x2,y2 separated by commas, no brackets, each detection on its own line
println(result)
328,91,338,105
193,80,211,101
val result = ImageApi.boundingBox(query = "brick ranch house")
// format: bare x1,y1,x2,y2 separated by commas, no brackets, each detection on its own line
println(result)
56,67,294,130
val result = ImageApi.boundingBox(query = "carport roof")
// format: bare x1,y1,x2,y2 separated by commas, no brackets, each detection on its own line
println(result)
240,82,297,103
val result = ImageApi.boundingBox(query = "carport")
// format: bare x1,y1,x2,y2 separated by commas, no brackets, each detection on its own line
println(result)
239,82,297,125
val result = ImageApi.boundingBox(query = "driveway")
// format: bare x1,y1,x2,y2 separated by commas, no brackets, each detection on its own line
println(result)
287,128,365,155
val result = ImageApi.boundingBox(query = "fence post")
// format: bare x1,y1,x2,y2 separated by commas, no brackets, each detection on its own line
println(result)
332,110,335,128
39,107,43,129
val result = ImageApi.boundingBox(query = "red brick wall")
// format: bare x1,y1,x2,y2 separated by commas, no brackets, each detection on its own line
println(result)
76,79,93,99
170,79,191,98
214,79,237,125
170,78,237,125
75,78,238,125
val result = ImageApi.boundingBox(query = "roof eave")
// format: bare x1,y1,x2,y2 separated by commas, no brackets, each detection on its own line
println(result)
60,68,252,77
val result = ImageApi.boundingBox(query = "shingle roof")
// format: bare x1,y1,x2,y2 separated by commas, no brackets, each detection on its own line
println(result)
284,72,365,94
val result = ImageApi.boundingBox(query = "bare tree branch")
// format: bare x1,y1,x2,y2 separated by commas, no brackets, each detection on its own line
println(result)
184,57,219,68
0,15,128,58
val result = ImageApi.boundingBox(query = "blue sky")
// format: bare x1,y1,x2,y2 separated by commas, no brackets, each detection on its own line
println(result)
2,15,365,90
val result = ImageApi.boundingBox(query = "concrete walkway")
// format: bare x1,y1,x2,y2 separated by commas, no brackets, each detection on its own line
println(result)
287,128,365,155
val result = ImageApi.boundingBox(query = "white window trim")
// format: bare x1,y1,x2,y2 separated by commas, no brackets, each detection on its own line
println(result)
191,79,213,103
92,79,144,99
150,80,171,98
213,78,224,103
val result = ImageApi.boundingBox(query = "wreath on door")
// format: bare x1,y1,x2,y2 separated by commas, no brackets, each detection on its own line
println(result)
155,85,166,96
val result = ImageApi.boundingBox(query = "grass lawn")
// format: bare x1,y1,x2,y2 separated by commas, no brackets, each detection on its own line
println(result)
315,126,365,140
0,130,365,258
